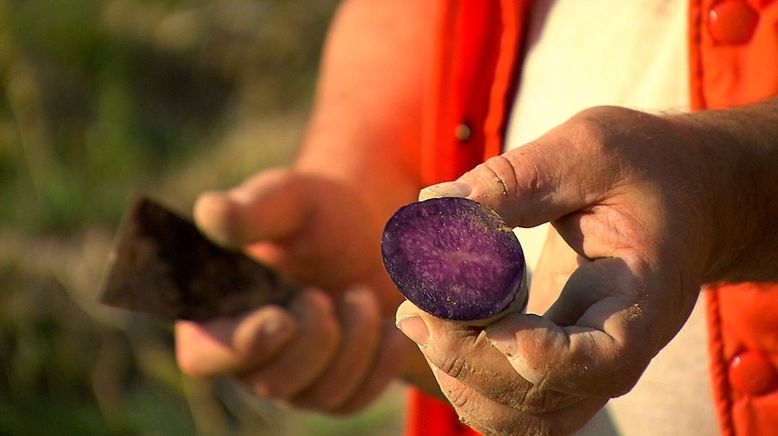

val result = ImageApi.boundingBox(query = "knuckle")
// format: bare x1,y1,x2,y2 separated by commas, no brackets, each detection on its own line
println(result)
445,380,476,411
437,354,468,379
295,294,341,344
470,153,545,224
479,155,520,198
301,288,336,316
484,370,571,415
499,151,544,194
516,385,575,415
569,110,611,151
499,383,533,412
569,106,651,154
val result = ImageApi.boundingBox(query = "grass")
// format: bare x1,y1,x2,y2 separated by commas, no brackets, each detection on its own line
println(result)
0,1,407,434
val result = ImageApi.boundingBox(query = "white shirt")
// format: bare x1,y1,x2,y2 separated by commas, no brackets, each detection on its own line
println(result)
504,1,718,434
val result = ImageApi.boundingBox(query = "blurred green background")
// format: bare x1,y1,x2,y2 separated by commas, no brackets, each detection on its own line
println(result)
0,0,405,434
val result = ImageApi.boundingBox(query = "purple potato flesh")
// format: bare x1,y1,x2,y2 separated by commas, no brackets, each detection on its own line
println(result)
381,197,526,321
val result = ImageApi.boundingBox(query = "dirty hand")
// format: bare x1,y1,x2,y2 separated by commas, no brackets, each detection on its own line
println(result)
397,106,755,435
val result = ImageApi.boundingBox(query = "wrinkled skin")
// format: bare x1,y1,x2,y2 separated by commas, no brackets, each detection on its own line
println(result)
397,105,777,436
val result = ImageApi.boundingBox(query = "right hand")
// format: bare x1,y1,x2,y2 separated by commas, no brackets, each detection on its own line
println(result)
174,168,413,413
396,106,745,434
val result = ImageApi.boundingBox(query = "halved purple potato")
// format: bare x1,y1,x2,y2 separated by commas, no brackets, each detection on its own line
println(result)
381,197,526,322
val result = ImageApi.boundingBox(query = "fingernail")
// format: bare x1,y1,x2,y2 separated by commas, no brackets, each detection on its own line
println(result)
194,191,245,248
396,316,429,346
486,329,518,358
260,316,291,348
419,181,471,201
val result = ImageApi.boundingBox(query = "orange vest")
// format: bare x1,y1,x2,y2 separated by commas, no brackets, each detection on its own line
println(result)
408,1,778,435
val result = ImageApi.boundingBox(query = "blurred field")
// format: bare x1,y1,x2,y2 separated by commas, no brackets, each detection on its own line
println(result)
0,1,405,434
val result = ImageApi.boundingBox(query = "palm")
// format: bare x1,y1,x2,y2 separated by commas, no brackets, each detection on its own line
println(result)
526,228,580,316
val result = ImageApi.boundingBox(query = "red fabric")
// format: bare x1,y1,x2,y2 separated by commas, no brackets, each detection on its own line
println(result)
405,389,480,436
408,0,778,435
420,0,531,185
689,0,778,110
690,0,778,434
421,0,500,185
705,283,778,435
706,288,737,436
410,0,531,434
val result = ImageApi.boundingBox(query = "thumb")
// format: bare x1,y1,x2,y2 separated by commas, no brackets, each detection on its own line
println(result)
194,168,310,247
420,134,610,228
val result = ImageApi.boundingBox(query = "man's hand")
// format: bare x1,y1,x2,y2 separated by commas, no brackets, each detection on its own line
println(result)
173,0,443,413
174,169,412,413
397,103,778,435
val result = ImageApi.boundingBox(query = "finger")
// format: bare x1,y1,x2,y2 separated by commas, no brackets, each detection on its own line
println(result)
239,289,341,400
396,301,575,414
289,287,382,411
461,144,594,227
194,168,309,247
332,322,410,415
485,259,657,398
419,114,622,228
486,314,637,398
432,366,608,436
175,305,297,377
544,254,693,356
542,256,619,326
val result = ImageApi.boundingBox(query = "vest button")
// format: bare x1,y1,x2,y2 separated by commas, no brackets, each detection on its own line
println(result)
454,123,472,142
708,0,759,45
728,351,778,396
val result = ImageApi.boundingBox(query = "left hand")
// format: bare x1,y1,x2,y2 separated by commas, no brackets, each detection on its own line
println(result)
175,170,417,413
395,105,748,435
178,287,410,414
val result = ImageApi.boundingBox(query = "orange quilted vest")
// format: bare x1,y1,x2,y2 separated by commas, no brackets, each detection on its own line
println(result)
407,1,778,435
